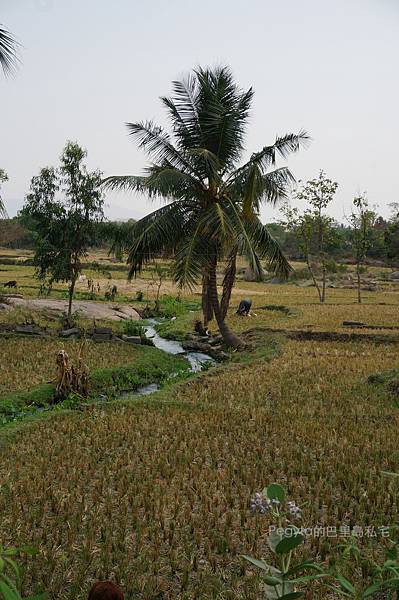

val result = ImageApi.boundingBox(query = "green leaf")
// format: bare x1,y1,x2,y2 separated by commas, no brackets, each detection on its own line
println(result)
266,483,285,503
363,582,383,597
276,534,304,555
264,575,282,586
0,580,21,600
336,575,355,594
20,547,38,557
268,530,283,553
387,546,398,561
286,561,324,576
241,555,269,571
24,594,47,600
290,573,328,584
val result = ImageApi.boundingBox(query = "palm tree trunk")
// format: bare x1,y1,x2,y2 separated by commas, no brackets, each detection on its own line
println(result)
208,255,242,348
220,249,237,321
202,274,213,327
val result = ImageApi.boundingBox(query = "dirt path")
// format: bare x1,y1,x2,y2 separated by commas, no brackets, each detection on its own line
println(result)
3,297,140,321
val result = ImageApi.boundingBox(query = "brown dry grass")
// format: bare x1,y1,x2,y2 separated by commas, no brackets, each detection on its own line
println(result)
0,337,398,598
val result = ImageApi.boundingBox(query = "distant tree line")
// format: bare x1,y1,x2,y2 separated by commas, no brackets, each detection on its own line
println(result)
0,214,135,252
1,198,398,267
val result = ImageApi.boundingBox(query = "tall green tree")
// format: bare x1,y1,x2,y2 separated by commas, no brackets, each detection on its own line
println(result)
22,142,105,319
0,25,19,75
0,169,9,217
348,193,376,304
104,66,308,346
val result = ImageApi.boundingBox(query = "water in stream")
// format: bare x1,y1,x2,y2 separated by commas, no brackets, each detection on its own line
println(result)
132,319,215,396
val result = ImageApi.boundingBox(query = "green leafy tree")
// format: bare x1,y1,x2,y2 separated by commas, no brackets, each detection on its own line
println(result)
0,25,19,75
384,203,399,268
104,66,308,346
0,169,8,217
22,142,104,319
281,171,338,302
348,193,377,303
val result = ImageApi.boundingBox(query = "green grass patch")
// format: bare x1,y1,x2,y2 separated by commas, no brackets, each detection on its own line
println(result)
154,311,201,341
0,345,189,426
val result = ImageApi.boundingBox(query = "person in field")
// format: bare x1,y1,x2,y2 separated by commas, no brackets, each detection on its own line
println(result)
236,299,252,316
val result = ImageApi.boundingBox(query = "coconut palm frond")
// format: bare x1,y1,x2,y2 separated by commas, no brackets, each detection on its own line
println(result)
244,218,292,279
173,225,211,289
101,175,147,193
0,25,19,75
126,121,201,179
126,201,187,278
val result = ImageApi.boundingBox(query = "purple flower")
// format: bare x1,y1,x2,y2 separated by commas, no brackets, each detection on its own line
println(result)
287,500,301,519
250,492,271,514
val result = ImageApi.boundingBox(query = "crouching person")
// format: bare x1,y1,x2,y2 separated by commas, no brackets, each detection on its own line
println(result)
236,299,252,316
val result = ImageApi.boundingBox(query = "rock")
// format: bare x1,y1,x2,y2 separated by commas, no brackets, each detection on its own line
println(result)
14,324,44,336
92,328,113,342
182,340,213,353
298,280,315,287
123,336,142,345
212,350,229,361
342,320,366,328
243,267,256,282
208,335,223,346
268,277,284,284
93,327,113,335
237,267,246,275
59,327,81,338
390,271,399,279
2,293,23,299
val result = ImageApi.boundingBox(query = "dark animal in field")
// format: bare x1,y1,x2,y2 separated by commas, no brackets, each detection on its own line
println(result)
236,298,252,316
3,280,17,288
88,581,124,600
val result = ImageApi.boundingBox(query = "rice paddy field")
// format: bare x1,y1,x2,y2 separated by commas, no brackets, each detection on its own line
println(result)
1,251,399,599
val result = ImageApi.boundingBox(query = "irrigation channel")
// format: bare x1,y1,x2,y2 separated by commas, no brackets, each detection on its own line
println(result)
6,319,215,424
131,319,215,396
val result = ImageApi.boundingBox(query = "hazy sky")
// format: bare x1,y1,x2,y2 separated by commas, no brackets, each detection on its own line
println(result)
1,0,398,223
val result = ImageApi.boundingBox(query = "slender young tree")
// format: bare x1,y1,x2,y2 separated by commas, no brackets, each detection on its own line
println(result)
348,193,376,304
104,66,308,346
22,142,104,320
282,171,338,303
0,169,9,217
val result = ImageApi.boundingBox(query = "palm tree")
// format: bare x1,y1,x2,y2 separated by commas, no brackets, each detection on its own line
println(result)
104,67,308,347
0,25,19,75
